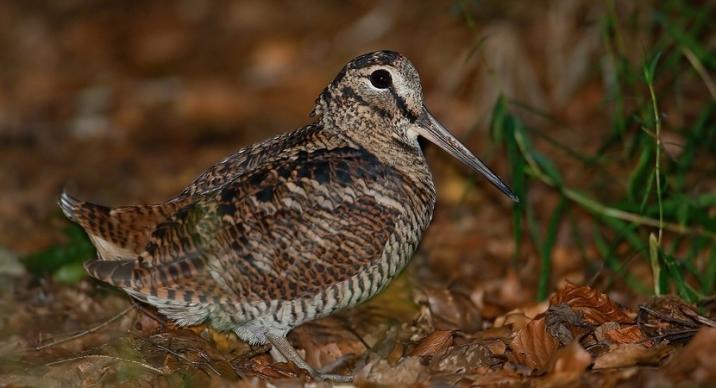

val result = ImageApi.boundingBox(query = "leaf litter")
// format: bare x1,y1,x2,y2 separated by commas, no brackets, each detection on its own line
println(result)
3,270,714,386
1,1,715,386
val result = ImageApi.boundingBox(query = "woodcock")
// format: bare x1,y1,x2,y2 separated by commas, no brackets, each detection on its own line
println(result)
60,51,517,382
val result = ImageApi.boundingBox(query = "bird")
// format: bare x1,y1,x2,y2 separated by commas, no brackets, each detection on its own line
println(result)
59,50,517,382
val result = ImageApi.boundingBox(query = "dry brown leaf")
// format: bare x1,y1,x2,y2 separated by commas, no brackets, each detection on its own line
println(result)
509,317,559,373
494,301,549,330
386,341,405,364
472,324,514,341
603,325,647,345
355,356,426,385
550,283,633,325
592,342,670,369
410,330,453,358
665,327,716,384
188,324,251,354
638,295,703,343
247,353,304,380
289,317,366,371
464,369,525,386
584,322,648,362
536,341,592,387
132,307,165,336
494,311,532,331
420,286,483,333
485,339,507,356
433,342,500,375
545,303,590,346
550,341,592,373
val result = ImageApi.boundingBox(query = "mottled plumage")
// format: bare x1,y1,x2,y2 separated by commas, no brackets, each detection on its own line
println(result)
60,51,516,382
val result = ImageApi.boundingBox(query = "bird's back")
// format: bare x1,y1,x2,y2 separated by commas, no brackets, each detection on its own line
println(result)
64,122,436,333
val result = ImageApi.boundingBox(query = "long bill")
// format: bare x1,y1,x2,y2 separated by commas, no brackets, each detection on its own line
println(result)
413,106,519,202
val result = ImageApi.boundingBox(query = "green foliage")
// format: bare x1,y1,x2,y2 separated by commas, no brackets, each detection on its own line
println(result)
22,224,95,284
486,1,716,302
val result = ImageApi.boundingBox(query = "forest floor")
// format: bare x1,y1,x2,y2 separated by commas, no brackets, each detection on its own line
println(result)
1,1,715,386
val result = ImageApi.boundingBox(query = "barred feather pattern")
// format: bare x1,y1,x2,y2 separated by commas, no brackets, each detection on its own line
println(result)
63,50,446,345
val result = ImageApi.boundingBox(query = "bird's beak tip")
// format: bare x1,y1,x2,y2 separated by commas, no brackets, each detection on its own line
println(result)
415,106,519,203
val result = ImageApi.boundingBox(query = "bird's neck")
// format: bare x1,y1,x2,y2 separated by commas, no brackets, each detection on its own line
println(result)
321,115,434,188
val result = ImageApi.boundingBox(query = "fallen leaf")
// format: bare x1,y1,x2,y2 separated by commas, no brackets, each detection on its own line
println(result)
537,341,592,387
289,317,367,371
585,322,648,360
355,356,425,385
410,330,453,358
592,342,670,369
638,295,703,343
418,286,483,333
493,301,549,330
464,368,525,386
208,327,252,354
602,325,647,345
494,311,532,331
665,327,716,384
485,339,507,356
545,303,590,346
550,283,632,325
509,317,559,374
246,354,304,380
550,341,592,373
433,342,501,375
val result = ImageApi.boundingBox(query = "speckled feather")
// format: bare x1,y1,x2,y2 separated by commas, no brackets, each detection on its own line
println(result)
60,51,442,345
59,51,518,382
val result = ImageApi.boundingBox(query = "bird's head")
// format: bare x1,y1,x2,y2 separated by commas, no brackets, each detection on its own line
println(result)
312,50,518,202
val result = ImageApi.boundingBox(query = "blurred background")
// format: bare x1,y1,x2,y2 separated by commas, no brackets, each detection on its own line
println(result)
0,0,621,251
3,0,715,298
1,0,715,383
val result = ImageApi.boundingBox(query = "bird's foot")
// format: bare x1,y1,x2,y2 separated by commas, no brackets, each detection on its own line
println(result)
265,332,353,383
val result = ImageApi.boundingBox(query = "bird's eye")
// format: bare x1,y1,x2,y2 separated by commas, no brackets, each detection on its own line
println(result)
369,69,392,89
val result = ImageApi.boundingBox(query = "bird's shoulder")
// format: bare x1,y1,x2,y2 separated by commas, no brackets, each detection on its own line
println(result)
177,123,325,198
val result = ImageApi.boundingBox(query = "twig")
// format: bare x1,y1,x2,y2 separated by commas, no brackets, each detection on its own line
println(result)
638,305,700,329
34,305,134,351
150,341,222,376
129,298,166,324
45,354,167,375
680,306,716,328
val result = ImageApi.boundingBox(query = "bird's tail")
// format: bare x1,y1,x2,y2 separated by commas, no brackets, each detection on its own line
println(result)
59,191,107,223
58,190,181,259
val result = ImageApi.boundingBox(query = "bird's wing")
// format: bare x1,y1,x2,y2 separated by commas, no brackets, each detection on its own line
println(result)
59,125,323,259
177,124,322,197
84,144,410,306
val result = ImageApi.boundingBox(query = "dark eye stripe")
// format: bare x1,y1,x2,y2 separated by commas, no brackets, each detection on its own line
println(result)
388,86,418,122
342,86,389,118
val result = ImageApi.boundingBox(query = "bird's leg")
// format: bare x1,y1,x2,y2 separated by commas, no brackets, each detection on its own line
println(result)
268,343,287,362
265,332,353,383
